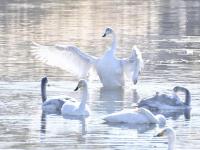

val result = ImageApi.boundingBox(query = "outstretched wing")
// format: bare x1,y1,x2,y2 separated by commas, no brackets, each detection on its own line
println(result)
31,42,97,78
122,45,143,84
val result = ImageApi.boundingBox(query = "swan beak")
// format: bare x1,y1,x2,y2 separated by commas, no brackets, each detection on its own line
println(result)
74,86,79,91
154,131,164,137
102,33,106,37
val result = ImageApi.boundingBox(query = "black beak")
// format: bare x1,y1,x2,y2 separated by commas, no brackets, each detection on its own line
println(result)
74,86,79,91
154,133,162,137
102,33,106,37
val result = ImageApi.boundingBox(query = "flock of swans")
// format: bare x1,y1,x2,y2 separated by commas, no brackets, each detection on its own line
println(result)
33,28,192,150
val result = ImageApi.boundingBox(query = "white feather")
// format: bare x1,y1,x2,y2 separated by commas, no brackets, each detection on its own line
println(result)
31,42,97,78
122,45,144,83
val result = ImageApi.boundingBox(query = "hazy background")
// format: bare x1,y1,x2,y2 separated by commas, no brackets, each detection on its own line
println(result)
0,0,200,149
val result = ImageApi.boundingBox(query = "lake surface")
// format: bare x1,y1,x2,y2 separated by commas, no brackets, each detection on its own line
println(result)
0,0,200,149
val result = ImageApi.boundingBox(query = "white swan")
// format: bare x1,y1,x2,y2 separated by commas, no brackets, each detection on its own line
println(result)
138,86,191,110
155,127,176,150
103,107,166,125
31,27,143,88
41,77,71,114
61,79,90,116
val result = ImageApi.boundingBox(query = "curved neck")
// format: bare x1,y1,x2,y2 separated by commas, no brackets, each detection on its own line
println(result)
184,89,191,106
110,32,117,54
41,82,47,102
139,108,158,123
168,133,176,150
79,85,88,111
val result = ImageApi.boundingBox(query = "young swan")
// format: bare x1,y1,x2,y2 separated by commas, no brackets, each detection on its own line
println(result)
41,77,70,114
61,80,90,116
138,86,191,110
103,107,166,126
155,127,176,150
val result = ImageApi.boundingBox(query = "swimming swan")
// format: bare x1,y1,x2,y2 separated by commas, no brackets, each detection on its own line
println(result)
31,27,143,88
103,107,166,125
41,77,70,114
155,127,176,150
61,79,90,116
138,86,191,110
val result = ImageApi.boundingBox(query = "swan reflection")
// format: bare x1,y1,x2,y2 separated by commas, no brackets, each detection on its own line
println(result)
40,112,87,142
104,122,157,134
99,87,124,113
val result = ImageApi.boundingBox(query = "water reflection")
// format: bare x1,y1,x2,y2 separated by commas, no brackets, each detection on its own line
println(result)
99,87,124,113
40,112,87,142
151,108,191,120
0,0,200,149
40,112,46,134
62,115,87,136
104,122,157,134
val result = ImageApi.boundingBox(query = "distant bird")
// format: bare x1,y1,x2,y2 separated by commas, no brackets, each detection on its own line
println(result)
31,27,143,89
41,77,72,114
155,127,176,150
138,86,191,110
103,107,166,126
61,79,90,116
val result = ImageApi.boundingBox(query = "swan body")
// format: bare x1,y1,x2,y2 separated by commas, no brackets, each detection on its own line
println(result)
103,108,166,125
31,27,143,88
155,127,176,150
138,86,191,110
41,77,70,114
61,79,90,116
96,51,124,88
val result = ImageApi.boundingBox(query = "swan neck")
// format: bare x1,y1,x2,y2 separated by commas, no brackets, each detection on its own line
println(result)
41,82,47,103
79,85,88,111
168,133,176,150
111,32,117,53
184,89,191,106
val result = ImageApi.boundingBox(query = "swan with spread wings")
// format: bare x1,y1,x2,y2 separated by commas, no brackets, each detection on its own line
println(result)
32,28,143,88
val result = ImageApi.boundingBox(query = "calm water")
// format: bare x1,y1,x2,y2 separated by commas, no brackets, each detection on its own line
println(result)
0,0,200,149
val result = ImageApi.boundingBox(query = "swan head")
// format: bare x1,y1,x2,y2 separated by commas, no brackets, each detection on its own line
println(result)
41,76,48,86
173,86,189,93
74,79,88,91
156,114,166,127
155,127,176,138
102,27,113,37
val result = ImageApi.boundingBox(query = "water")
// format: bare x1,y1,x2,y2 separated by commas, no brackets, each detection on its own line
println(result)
0,0,200,149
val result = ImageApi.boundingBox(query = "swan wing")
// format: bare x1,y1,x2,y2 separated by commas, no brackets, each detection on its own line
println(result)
138,108,158,123
103,110,132,123
122,45,143,84
31,42,97,78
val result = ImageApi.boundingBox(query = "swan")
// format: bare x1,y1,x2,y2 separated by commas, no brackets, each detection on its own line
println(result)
103,107,166,126
31,27,143,89
138,86,191,110
61,79,90,116
154,127,176,150
41,77,71,114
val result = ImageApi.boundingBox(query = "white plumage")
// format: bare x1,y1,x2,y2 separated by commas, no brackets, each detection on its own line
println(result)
31,27,143,88
155,127,176,150
103,107,166,125
61,79,90,116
